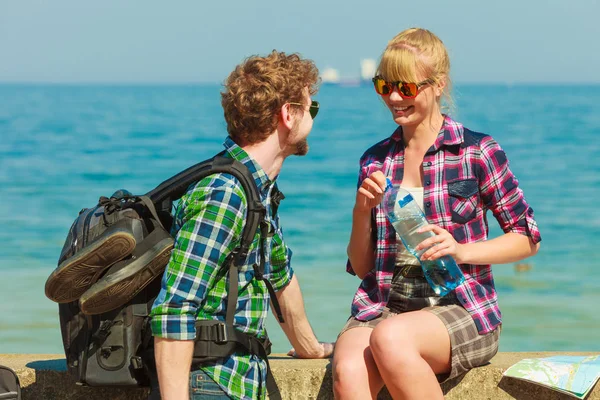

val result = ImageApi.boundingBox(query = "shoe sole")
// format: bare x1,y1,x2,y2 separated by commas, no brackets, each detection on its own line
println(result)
79,237,173,315
45,229,136,303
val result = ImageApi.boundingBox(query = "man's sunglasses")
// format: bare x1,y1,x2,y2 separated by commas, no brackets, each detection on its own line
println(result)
372,76,434,98
288,100,320,119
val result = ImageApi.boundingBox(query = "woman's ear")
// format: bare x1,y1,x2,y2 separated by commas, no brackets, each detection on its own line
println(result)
435,76,447,97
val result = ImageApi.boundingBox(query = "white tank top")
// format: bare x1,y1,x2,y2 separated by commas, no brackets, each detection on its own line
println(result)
395,186,424,267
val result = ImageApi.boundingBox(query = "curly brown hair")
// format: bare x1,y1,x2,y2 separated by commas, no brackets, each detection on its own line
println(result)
221,50,319,145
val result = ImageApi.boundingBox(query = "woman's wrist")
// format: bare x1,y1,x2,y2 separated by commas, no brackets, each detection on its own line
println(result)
352,206,372,219
455,242,471,265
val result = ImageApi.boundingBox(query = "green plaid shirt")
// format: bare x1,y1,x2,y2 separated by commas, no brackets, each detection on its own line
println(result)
150,137,294,400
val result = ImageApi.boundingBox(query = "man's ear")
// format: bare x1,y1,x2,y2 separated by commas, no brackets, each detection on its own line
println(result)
279,103,295,131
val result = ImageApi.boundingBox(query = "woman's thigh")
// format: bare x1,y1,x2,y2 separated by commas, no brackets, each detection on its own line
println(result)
370,309,452,375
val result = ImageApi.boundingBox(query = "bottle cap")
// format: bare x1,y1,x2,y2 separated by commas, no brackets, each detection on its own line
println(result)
385,178,393,191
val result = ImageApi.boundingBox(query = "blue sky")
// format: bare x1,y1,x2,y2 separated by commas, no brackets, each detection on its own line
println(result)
1,0,599,84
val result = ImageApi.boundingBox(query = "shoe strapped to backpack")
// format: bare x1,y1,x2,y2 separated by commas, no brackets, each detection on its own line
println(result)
0,364,21,400
45,155,284,400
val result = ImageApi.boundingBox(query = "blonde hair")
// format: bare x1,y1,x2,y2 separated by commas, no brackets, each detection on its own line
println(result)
221,51,319,145
377,28,454,112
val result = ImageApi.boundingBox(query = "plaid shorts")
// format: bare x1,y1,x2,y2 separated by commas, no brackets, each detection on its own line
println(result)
340,266,501,381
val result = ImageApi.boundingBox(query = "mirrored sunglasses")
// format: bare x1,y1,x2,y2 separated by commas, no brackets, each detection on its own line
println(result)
372,76,434,99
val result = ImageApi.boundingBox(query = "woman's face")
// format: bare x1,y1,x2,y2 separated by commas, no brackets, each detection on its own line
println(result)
381,76,442,128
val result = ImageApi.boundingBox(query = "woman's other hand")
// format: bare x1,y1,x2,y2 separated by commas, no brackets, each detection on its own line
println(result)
416,224,466,264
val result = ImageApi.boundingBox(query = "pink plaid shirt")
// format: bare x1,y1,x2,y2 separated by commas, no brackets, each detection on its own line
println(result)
347,115,542,334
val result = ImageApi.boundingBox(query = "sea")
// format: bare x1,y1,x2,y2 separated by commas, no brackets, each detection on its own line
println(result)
0,83,599,355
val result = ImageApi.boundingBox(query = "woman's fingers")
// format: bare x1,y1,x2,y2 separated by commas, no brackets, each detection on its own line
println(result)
357,177,385,208
358,187,375,199
412,224,459,261
421,241,450,260
423,244,452,261
362,178,383,194
369,171,387,191
418,224,441,234
416,237,435,251
355,172,390,211
416,230,446,251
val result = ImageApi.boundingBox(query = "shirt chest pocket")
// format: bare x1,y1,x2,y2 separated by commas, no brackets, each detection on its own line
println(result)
447,179,479,224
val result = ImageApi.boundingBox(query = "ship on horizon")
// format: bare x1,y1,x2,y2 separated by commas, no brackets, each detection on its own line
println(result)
320,58,376,86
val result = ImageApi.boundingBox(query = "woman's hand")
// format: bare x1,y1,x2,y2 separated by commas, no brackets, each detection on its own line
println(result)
354,171,387,214
416,224,467,264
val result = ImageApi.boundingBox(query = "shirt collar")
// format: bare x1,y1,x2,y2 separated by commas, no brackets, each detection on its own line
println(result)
223,136,273,196
390,115,464,151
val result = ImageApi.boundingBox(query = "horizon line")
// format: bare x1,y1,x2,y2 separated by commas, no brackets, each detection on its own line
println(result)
1,80,600,86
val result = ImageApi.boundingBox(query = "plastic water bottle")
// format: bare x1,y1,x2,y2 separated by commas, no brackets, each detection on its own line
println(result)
382,178,465,296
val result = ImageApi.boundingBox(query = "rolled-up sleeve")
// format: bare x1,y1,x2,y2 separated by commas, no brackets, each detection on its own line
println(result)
478,136,541,244
150,180,246,340
269,230,294,291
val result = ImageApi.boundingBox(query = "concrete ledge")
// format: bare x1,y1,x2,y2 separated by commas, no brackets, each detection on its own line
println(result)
1,352,599,399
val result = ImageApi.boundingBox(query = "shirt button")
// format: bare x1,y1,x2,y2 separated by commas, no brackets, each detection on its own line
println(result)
427,161,432,166
426,180,431,186
426,202,432,207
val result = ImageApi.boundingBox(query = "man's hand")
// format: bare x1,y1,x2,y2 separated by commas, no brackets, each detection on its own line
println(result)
287,341,335,359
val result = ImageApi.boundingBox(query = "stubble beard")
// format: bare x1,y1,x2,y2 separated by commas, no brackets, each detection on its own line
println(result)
294,138,309,156
289,121,309,156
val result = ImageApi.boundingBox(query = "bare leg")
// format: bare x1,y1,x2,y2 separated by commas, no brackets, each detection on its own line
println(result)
332,327,384,400
369,310,451,400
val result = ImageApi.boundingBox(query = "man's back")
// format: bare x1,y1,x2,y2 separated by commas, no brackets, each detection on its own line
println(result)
150,138,293,399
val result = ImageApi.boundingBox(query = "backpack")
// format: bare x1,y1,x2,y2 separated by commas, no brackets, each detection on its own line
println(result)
0,365,21,400
47,155,284,399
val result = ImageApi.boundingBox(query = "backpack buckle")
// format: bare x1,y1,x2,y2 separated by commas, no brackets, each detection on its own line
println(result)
228,249,244,267
214,322,228,344
92,320,115,344
262,336,272,355
130,356,144,370
253,263,264,280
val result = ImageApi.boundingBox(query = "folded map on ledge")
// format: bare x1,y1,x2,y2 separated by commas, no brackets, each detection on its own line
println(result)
503,355,600,399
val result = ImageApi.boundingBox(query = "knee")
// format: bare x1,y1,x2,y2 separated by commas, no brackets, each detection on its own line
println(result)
333,354,362,385
333,353,366,395
369,320,397,357
370,321,416,366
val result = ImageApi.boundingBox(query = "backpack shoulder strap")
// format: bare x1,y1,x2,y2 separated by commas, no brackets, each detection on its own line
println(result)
145,154,265,260
171,156,283,399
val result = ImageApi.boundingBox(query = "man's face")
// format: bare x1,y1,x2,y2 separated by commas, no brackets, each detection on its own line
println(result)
287,87,314,156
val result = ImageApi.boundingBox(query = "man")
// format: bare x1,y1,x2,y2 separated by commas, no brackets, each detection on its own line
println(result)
149,50,333,400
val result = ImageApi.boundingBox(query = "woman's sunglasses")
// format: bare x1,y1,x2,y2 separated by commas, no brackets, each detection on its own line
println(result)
372,76,434,98
288,100,320,119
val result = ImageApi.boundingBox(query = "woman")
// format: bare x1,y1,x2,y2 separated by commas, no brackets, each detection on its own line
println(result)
333,28,541,400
